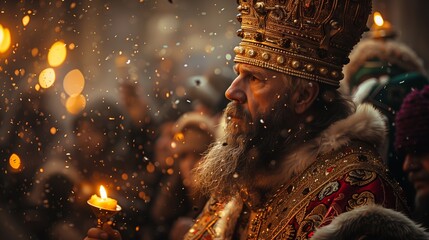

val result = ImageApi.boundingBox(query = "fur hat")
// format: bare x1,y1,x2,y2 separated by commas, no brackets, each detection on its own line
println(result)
311,205,429,240
172,112,216,156
353,72,429,119
341,38,427,95
394,85,429,154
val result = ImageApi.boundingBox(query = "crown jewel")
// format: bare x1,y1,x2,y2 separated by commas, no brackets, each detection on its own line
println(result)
234,0,372,87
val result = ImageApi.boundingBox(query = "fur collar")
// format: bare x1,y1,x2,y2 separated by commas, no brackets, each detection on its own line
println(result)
255,103,386,190
311,204,429,240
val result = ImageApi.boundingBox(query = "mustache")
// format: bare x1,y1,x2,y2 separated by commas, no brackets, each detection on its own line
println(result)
408,171,429,184
225,102,251,121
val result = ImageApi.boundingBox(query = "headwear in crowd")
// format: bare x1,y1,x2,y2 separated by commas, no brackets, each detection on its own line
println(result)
395,85,429,154
342,38,427,95
353,72,429,118
172,112,216,156
186,68,233,114
233,0,372,88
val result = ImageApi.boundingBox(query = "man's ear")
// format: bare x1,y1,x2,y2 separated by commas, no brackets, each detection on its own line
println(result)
292,82,319,114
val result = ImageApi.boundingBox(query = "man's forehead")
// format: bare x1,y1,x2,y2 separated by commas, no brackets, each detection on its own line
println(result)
234,63,281,76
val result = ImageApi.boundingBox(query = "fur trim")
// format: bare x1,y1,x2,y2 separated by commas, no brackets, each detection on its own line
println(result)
311,205,429,240
256,103,386,190
352,76,390,104
213,196,243,239
341,38,427,95
318,103,386,153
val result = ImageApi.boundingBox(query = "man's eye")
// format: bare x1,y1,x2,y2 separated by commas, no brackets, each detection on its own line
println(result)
250,76,260,82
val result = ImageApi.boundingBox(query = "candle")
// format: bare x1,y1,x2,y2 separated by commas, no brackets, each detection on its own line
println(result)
88,185,118,211
370,11,396,39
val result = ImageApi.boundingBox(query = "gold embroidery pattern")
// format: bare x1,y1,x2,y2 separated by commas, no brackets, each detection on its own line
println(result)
188,141,406,240
346,191,375,211
317,181,340,200
296,204,327,240
278,225,296,240
345,169,377,186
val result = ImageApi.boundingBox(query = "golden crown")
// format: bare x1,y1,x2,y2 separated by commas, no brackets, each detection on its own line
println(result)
234,0,372,87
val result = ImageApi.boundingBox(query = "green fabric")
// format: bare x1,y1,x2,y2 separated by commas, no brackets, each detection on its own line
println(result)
366,72,429,115
350,58,406,91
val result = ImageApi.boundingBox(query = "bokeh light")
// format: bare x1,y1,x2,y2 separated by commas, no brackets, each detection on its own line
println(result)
0,24,12,53
374,12,384,27
65,93,86,114
38,67,56,88
48,41,67,67
22,15,30,26
31,47,38,57
9,153,21,170
50,127,57,135
39,68,55,88
63,69,85,96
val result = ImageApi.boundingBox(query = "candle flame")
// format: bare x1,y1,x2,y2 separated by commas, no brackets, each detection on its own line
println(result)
99,185,108,199
374,12,384,27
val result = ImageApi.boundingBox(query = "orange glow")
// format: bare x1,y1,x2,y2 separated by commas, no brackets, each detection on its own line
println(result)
31,48,39,57
0,25,12,53
39,68,56,88
146,162,155,173
121,173,128,180
88,185,118,210
9,153,21,170
22,15,30,26
65,94,86,114
50,127,57,135
63,69,85,96
374,12,384,27
174,132,184,141
100,185,108,199
48,41,67,67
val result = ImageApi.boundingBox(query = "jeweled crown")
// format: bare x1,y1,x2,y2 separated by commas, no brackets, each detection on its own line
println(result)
234,0,372,87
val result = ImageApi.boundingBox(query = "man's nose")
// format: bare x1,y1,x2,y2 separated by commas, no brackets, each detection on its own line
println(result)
403,154,421,173
225,76,246,104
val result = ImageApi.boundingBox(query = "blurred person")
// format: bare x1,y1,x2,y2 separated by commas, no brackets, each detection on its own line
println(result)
83,0,409,239
0,88,59,207
151,112,215,240
118,80,157,164
341,31,429,207
186,68,234,123
138,98,194,240
341,38,427,96
0,86,61,239
395,85,429,227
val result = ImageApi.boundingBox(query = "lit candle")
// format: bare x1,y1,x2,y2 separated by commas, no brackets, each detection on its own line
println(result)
370,11,396,39
88,185,118,211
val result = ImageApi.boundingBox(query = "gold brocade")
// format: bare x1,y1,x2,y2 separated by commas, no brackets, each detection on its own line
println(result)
245,141,406,239
234,0,372,87
185,141,407,240
345,170,377,186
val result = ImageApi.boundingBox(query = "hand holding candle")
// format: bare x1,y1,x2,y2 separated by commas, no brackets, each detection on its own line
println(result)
87,185,121,227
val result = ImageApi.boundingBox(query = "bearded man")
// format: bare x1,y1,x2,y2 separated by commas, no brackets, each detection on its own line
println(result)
83,0,407,239
184,0,407,239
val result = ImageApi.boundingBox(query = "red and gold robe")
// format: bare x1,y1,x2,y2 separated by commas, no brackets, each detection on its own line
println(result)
185,141,407,240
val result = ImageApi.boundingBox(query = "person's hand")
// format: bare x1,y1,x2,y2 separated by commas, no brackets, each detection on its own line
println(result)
84,222,122,240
